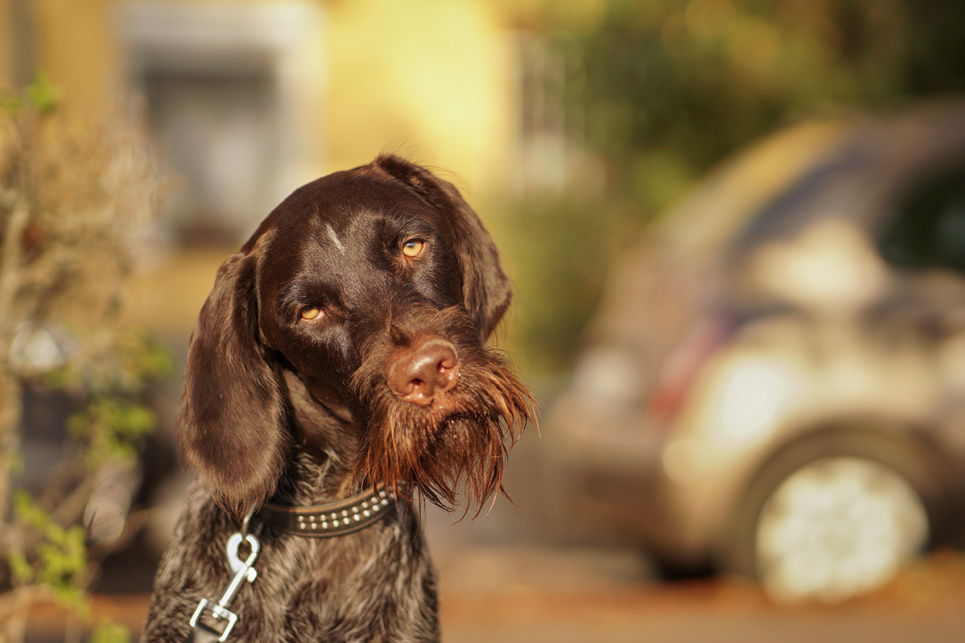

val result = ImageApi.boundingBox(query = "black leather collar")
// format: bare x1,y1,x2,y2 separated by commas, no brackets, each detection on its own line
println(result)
256,487,397,538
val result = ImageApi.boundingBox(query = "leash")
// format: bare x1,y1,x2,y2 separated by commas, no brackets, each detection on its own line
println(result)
182,487,397,641
184,513,259,643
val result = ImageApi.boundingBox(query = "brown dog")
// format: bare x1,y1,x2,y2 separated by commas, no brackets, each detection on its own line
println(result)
143,155,531,642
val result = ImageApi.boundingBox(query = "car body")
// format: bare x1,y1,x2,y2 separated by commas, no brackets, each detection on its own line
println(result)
546,101,965,602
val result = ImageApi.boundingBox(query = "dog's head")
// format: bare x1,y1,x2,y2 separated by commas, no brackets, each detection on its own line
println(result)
177,155,532,519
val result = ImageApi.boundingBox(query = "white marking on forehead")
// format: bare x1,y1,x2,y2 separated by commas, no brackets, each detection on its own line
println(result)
326,224,346,254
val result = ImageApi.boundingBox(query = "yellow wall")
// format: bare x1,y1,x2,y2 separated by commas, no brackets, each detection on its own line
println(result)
35,0,122,106
1,0,122,113
1,0,517,194
0,0,8,89
325,0,514,192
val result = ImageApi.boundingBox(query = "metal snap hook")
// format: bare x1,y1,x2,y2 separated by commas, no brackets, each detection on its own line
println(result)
188,528,262,641
239,509,254,540
226,532,260,578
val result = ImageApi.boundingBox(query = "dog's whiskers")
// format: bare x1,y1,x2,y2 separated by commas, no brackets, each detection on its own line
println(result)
147,154,531,642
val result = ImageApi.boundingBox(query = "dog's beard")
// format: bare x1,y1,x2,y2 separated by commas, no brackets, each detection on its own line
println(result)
350,351,532,514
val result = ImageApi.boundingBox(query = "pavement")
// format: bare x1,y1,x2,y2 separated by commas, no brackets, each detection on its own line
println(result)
20,497,965,643
19,409,965,643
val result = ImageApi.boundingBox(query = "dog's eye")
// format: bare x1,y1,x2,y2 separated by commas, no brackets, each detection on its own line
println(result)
402,238,426,259
299,306,324,322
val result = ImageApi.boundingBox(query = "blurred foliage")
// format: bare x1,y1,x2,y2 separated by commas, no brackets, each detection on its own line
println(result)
504,0,965,374
10,491,88,607
547,0,965,215
88,621,133,643
0,72,62,116
57,330,172,469
488,196,617,376
0,77,164,643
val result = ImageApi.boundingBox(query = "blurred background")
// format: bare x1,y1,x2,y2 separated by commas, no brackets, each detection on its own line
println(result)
3,0,965,641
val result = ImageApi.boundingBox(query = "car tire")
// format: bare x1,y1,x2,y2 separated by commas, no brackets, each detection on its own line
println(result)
721,431,943,603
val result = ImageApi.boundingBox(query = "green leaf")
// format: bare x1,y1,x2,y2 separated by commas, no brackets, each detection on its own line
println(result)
67,395,158,468
35,525,88,603
9,491,90,608
24,73,62,115
13,490,50,529
89,622,132,643
8,550,34,584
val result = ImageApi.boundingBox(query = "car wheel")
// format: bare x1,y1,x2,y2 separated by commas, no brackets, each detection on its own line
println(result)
751,456,928,603
722,431,946,604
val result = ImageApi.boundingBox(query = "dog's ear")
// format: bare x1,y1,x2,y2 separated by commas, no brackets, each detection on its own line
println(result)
373,154,513,339
177,252,289,520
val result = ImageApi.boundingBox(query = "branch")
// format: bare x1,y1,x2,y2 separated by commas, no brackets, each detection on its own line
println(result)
0,582,53,643
0,198,30,336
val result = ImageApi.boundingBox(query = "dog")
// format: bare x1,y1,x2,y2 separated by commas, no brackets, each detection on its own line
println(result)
142,155,532,642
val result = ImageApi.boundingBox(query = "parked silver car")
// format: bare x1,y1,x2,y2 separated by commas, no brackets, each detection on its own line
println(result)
547,101,965,602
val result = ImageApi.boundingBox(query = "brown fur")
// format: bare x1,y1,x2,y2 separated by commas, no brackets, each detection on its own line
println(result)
143,155,532,642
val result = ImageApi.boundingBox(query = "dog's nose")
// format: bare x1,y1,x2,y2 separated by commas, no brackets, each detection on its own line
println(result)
387,338,460,406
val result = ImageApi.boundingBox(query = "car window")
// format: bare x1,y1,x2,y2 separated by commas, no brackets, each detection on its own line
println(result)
727,149,869,258
877,162,965,273
661,121,852,257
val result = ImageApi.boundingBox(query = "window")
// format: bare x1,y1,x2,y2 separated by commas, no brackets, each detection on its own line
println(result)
118,1,325,245
878,162,965,273
512,33,586,194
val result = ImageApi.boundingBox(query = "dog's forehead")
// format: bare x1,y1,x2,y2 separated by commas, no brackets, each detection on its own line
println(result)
272,171,438,240
249,170,448,292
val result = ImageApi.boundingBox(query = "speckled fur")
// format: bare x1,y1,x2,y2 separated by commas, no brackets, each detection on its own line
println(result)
142,155,531,642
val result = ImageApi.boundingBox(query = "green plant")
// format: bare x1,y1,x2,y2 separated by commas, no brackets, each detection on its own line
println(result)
533,0,965,220
0,76,166,642
487,195,617,376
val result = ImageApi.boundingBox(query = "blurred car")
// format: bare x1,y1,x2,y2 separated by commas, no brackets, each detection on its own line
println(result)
546,101,965,603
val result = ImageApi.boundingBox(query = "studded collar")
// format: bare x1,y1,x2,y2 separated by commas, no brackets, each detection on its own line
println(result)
256,487,397,538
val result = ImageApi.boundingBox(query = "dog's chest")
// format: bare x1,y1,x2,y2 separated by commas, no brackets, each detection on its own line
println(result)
255,529,438,640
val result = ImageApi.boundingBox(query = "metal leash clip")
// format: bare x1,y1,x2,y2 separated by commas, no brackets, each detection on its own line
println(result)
188,526,261,642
